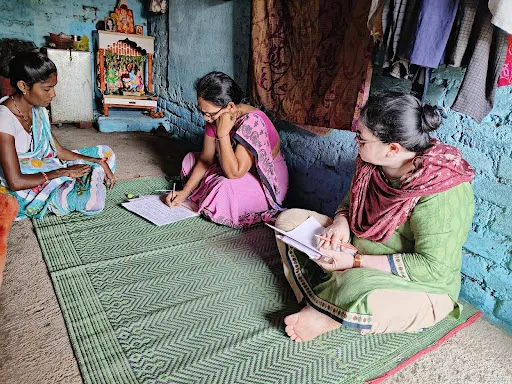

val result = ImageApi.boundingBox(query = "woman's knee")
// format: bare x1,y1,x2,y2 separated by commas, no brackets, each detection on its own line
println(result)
366,289,451,334
100,145,114,155
275,208,318,232
181,152,200,176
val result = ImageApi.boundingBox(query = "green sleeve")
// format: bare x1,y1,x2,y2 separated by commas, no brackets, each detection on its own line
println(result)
388,182,474,288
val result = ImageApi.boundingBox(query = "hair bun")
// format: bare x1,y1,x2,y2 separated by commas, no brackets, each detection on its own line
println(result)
421,104,442,132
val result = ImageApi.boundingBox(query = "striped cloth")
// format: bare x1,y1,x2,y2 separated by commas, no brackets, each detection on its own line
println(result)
452,1,509,122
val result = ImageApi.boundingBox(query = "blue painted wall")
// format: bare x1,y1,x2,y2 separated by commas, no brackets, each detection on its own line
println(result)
148,0,250,145
0,0,148,113
150,5,512,333
0,0,147,51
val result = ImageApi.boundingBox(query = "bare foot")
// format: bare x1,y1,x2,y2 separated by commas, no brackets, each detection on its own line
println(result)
284,304,341,342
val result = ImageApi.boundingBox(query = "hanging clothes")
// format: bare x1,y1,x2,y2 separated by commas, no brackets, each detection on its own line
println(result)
497,35,512,87
249,0,373,130
452,1,509,122
488,0,512,34
381,0,410,69
445,0,479,67
367,0,385,42
397,0,460,68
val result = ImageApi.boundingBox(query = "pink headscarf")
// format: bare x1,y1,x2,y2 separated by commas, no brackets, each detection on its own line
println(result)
347,139,475,243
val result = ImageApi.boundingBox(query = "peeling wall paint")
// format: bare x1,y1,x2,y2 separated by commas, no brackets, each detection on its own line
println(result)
0,0,147,51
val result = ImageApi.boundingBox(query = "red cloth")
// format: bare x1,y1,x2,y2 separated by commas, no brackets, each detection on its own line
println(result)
344,140,475,243
497,35,512,87
0,76,15,98
0,193,18,279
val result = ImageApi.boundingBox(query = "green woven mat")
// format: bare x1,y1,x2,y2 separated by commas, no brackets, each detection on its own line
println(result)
33,176,480,384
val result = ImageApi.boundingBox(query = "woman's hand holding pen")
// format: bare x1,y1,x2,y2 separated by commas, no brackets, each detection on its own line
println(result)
317,215,351,250
165,189,191,207
313,248,354,272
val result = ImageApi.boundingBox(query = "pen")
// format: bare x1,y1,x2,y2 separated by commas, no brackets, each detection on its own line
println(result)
314,235,358,253
314,234,341,243
155,189,173,192
171,182,176,202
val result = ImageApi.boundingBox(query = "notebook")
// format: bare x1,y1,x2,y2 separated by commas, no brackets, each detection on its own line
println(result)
266,216,328,260
266,216,357,261
122,194,199,226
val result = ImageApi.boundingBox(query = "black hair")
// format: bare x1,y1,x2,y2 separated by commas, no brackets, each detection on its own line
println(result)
8,51,57,90
194,71,244,106
359,91,442,153
0,38,37,78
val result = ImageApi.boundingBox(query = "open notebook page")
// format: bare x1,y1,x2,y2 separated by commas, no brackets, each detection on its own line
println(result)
122,194,199,226
266,216,327,258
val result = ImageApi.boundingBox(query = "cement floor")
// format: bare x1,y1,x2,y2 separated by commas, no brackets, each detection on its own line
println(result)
0,125,511,384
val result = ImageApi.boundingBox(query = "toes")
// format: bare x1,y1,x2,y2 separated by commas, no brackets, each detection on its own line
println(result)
284,312,300,326
285,324,304,342
285,326,300,342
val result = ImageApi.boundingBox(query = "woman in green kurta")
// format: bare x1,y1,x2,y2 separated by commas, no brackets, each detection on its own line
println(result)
275,92,475,342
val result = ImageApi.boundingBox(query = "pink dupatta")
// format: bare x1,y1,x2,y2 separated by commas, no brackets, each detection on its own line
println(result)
231,112,284,225
345,140,474,242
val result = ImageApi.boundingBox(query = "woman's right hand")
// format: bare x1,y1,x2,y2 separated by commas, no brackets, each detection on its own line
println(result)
165,189,191,207
317,215,351,250
65,164,91,178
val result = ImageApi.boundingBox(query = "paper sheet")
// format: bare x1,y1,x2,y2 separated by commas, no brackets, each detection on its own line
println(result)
122,195,199,226
266,216,327,258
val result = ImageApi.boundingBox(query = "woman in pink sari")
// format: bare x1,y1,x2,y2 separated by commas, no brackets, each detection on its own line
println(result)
166,72,288,228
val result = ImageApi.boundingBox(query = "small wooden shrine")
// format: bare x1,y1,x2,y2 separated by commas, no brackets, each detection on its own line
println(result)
95,30,157,117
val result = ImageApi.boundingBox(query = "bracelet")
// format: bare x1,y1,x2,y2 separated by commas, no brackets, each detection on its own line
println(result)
353,253,362,268
98,157,108,163
41,171,49,183
215,132,230,141
333,211,348,220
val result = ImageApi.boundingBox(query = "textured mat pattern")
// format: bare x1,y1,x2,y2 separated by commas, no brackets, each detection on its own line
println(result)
33,176,480,384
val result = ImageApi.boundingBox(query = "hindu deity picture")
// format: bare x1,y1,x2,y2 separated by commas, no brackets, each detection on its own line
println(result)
115,5,134,34
103,51,145,95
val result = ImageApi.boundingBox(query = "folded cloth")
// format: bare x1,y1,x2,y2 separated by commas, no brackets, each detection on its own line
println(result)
489,0,512,34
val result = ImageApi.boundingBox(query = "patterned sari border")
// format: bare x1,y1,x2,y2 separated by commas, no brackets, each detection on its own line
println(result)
232,133,281,208
286,245,372,330
388,253,411,280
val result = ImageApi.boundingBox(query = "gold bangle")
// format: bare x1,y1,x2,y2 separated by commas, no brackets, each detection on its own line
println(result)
353,253,362,268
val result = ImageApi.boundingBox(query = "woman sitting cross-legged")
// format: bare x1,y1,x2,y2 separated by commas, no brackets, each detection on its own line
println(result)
274,92,475,341
0,51,116,219
0,52,117,285
166,71,288,228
